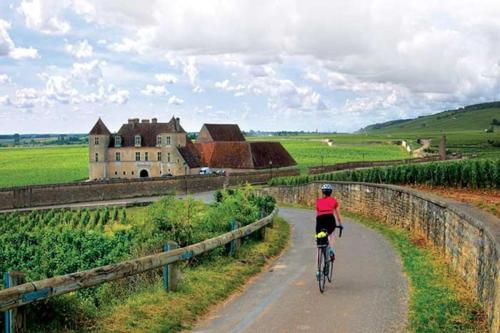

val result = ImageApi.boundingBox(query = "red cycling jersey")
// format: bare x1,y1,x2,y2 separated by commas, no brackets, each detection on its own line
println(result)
316,197,339,216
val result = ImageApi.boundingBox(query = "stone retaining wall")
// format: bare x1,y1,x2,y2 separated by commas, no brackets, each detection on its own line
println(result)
260,182,500,333
0,168,299,210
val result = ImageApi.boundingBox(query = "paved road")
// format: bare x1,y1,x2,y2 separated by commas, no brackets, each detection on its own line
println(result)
193,207,408,333
0,191,215,213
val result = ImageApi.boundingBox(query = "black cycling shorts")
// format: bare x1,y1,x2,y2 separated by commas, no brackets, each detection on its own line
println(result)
316,214,336,235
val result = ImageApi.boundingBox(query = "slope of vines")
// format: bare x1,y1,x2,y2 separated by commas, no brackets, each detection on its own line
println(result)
0,188,276,331
268,159,500,188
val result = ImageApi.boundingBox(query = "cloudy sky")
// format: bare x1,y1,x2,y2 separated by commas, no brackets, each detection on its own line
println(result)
1,0,500,134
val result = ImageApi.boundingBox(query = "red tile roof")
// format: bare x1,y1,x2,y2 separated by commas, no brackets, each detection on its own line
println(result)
198,124,246,142
177,141,202,168
250,142,297,168
194,141,296,169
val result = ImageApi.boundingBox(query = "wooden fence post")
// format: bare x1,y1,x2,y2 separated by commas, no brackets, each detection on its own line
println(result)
229,219,241,257
3,271,26,333
163,241,180,292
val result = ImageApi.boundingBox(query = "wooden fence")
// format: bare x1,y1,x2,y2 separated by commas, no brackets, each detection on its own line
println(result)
0,208,278,331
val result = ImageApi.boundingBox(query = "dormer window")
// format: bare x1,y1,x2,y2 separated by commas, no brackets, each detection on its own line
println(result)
115,135,121,147
157,135,162,146
135,135,141,147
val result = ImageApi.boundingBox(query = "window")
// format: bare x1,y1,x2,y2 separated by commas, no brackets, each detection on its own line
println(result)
135,135,141,146
135,152,140,161
123,171,126,175
145,152,149,161
115,135,121,147
115,152,121,161
95,152,98,162
94,137,99,145
157,135,162,146
114,171,117,175
132,171,134,175
166,136,171,145
167,153,171,163
157,152,162,161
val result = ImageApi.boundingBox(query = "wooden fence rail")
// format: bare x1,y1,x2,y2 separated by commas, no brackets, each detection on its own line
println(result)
0,208,278,313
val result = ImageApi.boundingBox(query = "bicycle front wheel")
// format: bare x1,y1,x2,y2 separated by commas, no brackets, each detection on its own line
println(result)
318,247,326,293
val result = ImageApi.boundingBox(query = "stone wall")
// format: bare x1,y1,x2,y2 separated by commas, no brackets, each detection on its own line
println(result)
0,168,299,210
260,182,500,333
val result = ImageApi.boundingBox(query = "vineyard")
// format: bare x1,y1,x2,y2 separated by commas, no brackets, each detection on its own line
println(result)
0,188,275,331
268,159,500,188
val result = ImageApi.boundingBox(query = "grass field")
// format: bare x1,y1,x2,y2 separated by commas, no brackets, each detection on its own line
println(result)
249,136,409,171
0,145,88,188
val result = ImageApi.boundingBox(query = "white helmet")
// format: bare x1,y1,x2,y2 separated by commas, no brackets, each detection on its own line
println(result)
321,183,333,194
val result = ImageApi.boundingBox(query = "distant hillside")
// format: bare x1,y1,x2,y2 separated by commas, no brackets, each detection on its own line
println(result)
360,102,500,133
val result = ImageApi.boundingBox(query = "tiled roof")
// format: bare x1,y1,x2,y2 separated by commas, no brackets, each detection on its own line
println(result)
177,141,202,168
111,117,185,147
249,142,297,168
198,124,246,142
195,142,253,168
89,118,111,135
194,141,296,169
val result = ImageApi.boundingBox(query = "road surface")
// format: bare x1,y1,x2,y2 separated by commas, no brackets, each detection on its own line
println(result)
193,207,408,333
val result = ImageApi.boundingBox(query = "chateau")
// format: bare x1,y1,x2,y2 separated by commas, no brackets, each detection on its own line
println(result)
88,117,296,180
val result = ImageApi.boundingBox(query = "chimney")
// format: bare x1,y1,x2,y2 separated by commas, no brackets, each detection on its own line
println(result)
141,119,150,123
152,118,157,123
128,118,134,124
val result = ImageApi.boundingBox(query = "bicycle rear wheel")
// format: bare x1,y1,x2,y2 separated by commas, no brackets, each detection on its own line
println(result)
318,247,326,293
327,255,333,283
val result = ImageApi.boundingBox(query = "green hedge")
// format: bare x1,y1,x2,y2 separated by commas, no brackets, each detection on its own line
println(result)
268,159,499,188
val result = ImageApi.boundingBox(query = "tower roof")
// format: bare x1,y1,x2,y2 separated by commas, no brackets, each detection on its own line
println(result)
89,118,111,135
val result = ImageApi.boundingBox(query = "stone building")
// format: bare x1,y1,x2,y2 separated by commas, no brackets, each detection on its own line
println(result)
88,117,201,180
195,124,297,172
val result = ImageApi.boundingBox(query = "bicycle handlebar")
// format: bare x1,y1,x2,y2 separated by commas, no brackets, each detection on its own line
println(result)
336,225,344,238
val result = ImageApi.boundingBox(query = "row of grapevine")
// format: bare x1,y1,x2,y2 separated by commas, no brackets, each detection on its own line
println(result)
269,159,500,188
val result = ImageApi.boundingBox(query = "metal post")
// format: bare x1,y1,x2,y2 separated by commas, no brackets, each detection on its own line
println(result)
3,271,26,333
163,241,179,292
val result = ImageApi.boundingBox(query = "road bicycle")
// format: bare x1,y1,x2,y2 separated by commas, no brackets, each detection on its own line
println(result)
316,225,343,293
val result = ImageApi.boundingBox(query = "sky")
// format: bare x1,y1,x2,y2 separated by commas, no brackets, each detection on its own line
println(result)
1,0,500,134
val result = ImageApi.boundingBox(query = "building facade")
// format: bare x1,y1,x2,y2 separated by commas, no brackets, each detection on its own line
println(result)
88,117,201,180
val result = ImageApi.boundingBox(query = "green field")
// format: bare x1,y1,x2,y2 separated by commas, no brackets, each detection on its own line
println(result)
0,145,88,188
249,136,409,171
359,103,500,157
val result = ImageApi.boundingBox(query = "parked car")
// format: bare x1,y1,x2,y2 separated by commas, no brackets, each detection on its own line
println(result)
199,167,212,175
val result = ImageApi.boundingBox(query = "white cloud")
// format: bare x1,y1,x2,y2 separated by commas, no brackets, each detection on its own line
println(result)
43,75,78,104
71,60,103,85
141,84,169,96
18,0,70,34
304,71,321,83
0,19,39,59
0,74,11,84
66,40,93,58
155,73,178,84
168,95,184,105
214,79,246,95
107,88,129,105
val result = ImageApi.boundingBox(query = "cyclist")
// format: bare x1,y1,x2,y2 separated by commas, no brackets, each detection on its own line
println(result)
316,184,343,261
